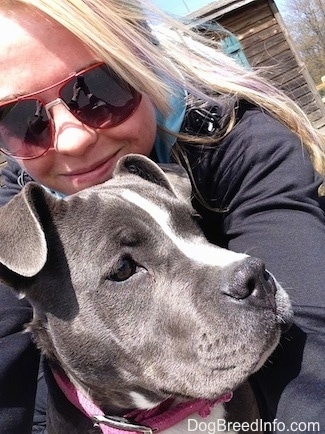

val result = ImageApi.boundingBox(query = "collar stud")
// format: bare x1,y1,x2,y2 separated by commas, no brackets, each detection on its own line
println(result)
92,414,155,433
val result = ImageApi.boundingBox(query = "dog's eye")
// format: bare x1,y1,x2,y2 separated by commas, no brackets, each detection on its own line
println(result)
109,256,137,282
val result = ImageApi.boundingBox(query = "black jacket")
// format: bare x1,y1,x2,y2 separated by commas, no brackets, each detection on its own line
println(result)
180,104,325,429
0,102,324,433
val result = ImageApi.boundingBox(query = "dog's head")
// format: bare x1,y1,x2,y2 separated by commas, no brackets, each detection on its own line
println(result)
0,154,292,413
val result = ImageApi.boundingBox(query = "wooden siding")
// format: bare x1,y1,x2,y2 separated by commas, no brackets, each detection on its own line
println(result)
192,0,325,131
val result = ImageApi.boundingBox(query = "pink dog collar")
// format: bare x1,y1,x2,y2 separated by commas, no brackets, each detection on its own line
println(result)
52,369,233,433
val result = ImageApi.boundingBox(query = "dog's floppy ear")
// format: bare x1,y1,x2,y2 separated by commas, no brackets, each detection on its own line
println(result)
113,154,192,201
0,183,60,279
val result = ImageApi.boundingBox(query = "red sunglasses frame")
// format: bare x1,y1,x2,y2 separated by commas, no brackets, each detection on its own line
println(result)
0,62,142,159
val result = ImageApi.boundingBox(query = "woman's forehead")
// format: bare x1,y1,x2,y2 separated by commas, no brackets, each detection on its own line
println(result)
0,8,98,101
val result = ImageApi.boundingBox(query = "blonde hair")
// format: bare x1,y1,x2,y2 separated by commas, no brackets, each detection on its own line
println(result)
3,0,325,181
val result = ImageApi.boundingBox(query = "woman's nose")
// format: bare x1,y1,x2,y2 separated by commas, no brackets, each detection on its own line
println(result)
50,102,97,156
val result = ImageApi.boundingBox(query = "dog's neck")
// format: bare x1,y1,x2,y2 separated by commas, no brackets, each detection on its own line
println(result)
52,368,232,434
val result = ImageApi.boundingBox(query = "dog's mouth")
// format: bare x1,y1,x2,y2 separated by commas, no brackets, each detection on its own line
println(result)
152,329,284,403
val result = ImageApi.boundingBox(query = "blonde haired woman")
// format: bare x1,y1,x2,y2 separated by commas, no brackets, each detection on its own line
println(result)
0,1,324,433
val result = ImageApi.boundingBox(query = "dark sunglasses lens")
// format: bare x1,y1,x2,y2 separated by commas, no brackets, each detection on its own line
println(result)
0,100,50,158
60,64,141,128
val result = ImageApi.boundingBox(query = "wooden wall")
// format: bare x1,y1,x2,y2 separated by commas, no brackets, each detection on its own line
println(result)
210,0,325,131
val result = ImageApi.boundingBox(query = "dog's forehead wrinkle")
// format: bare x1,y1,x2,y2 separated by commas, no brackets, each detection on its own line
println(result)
120,190,247,267
64,185,191,252
62,194,139,241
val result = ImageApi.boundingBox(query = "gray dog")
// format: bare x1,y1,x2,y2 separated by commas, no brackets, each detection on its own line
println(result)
0,155,292,434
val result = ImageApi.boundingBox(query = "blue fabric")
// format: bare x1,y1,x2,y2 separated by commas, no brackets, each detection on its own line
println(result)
153,88,186,163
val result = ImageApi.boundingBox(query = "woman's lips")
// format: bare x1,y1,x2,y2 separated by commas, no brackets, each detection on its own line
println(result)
63,153,120,187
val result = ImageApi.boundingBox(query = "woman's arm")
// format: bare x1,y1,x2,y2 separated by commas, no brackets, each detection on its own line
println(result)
0,286,40,434
189,106,325,430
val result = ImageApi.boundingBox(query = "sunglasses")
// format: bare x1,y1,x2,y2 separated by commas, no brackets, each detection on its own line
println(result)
0,62,142,159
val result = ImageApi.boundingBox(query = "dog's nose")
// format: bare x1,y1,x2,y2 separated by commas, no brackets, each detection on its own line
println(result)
222,258,277,309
